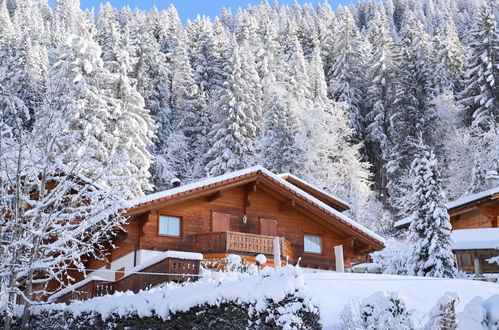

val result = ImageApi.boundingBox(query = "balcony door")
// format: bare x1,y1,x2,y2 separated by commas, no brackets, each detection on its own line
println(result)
212,212,230,232
260,218,278,236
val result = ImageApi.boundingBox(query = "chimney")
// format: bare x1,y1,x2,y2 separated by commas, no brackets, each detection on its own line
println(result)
171,177,181,188
486,170,499,189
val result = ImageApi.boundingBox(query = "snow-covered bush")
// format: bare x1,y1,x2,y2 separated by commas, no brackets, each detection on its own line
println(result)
0,265,320,329
458,294,499,329
340,291,415,329
424,292,458,330
370,239,414,275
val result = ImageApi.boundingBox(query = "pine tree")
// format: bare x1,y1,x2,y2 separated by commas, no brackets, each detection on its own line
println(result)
386,13,434,213
468,154,488,193
459,5,499,131
206,42,261,176
256,91,305,174
170,30,208,181
305,44,373,221
408,142,458,278
365,3,398,199
46,34,152,198
326,6,366,141
431,16,466,94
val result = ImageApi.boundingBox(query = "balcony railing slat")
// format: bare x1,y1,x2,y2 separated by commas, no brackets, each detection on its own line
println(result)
196,231,291,258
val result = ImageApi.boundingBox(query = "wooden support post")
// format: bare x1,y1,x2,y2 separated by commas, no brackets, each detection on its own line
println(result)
474,256,482,277
334,245,345,273
274,236,281,268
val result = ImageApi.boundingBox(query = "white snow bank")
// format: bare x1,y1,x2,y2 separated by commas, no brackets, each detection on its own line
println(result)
451,228,499,250
31,265,312,324
48,276,111,302
303,271,499,329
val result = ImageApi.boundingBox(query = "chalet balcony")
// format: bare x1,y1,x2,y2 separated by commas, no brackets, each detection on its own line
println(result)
195,231,293,261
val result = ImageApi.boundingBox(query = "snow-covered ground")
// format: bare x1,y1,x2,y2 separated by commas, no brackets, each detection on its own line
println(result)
8,266,499,329
302,268,499,328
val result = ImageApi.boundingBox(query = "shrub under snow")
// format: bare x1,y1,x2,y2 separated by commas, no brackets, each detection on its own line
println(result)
370,239,414,275
340,291,415,329
458,294,499,330
423,292,458,330
1,265,320,329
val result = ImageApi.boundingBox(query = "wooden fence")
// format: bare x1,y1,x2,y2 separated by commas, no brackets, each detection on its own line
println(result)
56,257,200,304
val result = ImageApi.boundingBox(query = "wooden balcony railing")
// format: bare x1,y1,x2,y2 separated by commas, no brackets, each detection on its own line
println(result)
195,231,293,260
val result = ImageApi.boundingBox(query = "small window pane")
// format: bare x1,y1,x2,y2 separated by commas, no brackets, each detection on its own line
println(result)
159,216,180,236
304,235,322,254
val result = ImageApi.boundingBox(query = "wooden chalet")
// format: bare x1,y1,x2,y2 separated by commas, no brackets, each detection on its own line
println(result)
394,172,499,275
49,166,384,302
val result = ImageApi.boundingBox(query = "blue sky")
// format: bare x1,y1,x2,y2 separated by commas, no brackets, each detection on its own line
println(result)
48,0,356,22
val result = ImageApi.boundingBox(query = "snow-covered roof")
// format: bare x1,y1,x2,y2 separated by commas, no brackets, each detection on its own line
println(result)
126,165,385,245
451,228,499,250
446,186,499,210
393,213,415,228
394,186,499,228
278,172,350,209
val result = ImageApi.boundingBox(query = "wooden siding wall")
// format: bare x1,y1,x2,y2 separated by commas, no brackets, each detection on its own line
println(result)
450,200,499,230
451,209,493,229
121,185,366,269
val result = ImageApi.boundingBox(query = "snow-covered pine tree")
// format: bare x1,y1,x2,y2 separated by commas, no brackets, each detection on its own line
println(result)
408,141,458,278
52,0,85,45
305,43,374,224
187,16,226,99
325,6,366,141
109,51,154,198
459,5,499,131
386,13,434,214
365,3,399,199
468,154,488,194
256,91,305,175
46,34,152,198
169,29,208,182
206,42,261,176
96,3,123,73
431,15,466,94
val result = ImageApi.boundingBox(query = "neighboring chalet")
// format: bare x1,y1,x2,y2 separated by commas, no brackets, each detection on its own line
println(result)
49,166,384,302
394,171,499,275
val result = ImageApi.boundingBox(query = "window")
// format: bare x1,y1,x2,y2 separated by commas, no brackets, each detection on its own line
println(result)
304,234,322,254
159,216,181,237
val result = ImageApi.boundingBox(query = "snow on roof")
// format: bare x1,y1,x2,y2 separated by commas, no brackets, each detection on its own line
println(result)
451,228,499,250
127,166,384,245
447,186,499,210
125,166,265,208
48,276,111,302
278,172,350,208
393,213,415,228
395,186,499,228
123,251,203,279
